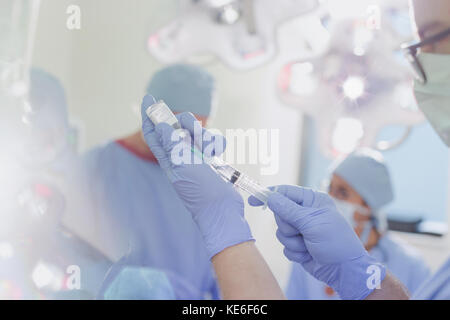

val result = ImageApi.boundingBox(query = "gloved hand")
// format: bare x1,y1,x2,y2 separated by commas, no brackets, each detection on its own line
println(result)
141,94,253,259
249,185,386,300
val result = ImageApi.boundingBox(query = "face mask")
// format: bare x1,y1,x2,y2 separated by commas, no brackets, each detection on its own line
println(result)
332,197,372,244
332,197,370,227
413,52,450,146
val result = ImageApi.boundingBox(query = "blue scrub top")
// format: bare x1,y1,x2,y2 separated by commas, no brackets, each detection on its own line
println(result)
413,257,450,300
82,141,219,299
100,264,205,300
286,234,431,299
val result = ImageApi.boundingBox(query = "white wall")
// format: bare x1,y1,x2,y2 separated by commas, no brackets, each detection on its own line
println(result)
395,151,450,273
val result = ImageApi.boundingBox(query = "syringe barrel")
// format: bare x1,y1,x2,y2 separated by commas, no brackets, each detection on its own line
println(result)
146,101,181,129
145,99,272,204
233,174,272,204
209,158,271,204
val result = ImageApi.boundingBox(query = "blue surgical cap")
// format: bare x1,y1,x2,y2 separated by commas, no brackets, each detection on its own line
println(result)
103,267,176,300
146,64,215,117
28,68,69,129
331,148,394,210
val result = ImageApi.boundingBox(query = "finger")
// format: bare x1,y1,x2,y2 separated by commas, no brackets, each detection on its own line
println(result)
155,122,179,154
268,192,323,230
283,247,313,265
177,112,226,157
248,195,264,207
248,186,278,207
202,128,226,158
267,185,305,205
276,230,307,253
274,214,299,237
143,130,165,158
141,94,157,131
267,192,303,225
274,184,333,209
268,185,317,206
141,94,157,140
141,95,171,167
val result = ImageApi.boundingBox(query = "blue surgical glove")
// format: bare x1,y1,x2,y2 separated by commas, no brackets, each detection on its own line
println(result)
249,185,386,300
141,95,253,259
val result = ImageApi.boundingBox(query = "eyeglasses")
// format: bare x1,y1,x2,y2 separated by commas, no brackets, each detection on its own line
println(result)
401,27,450,84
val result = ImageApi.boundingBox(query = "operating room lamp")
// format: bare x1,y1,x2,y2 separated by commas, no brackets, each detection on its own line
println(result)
147,0,319,70
277,9,424,158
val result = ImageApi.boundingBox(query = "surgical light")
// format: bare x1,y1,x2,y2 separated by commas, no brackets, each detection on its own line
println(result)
277,3,424,158
218,4,240,25
147,0,319,70
343,76,365,100
353,46,365,56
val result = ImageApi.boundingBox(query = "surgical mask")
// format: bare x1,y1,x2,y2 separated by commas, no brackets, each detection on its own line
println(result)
332,197,372,244
413,53,450,146
332,197,369,226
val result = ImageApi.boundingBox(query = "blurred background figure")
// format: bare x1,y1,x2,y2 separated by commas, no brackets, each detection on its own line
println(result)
83,64,220,299
0,68,112,299
287,149,430,299
18,69,76,170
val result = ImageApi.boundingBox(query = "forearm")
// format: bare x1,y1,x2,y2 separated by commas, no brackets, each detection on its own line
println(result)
365,272,410,300
211,241,285,300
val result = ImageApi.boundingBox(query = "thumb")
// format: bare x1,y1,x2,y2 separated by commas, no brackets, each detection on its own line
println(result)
155,122,179,154
141,94,157,127
267,192,311,229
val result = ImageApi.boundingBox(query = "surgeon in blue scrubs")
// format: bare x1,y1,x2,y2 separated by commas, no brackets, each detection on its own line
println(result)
286,149,430,299
5,68,113,299
405,0,450,299
83,64,220,299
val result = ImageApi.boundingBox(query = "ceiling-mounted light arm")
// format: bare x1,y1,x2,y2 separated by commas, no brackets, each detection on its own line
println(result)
242,0,257,35
375,125,412,151
22,0,41,98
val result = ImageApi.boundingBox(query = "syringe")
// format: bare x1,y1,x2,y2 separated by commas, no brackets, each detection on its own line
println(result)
145,100,272,204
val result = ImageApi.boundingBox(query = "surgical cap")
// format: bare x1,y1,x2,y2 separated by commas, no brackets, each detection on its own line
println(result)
146,64,215,117
103,267,176,300
331,148,394,210
27,68,69,129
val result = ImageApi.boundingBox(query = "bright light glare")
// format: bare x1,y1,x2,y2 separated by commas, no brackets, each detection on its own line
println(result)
394,84,418,111
206,0,236,7
220,5,240,24
353,46,365,56
332,118,364,154
31,262,63,290
0,242,14,259
343,76,365,100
